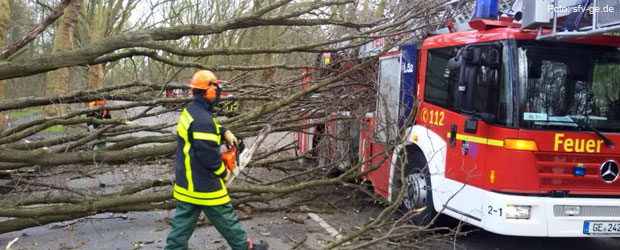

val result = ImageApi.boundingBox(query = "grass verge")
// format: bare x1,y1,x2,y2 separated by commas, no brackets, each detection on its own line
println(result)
43,125,64,133
8,107,43,119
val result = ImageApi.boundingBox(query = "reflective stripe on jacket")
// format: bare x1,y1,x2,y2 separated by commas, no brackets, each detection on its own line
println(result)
174,96,230,206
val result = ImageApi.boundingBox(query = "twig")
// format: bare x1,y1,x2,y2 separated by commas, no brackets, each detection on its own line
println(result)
289,234,307,250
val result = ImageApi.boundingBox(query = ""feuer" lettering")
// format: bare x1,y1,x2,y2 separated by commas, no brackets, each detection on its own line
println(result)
554,133,604,153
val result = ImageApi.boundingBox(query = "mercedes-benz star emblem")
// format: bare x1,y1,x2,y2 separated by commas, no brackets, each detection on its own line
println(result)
600,160,619,183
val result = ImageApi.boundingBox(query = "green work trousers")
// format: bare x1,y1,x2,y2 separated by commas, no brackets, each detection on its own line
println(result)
164,201,250,250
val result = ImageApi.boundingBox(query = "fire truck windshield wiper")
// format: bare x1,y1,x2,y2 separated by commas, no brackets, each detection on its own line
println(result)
572,117,615,149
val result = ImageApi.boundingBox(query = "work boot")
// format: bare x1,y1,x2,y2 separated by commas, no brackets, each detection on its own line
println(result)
250,241,269,250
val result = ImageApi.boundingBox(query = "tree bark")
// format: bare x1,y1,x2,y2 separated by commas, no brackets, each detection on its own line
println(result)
87,64,105,89
0,81,183,112
0,0,9,131
85,0,106,90
44,0,82,118
0,143,176,167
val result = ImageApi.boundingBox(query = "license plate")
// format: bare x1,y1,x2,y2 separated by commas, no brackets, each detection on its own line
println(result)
584,221,620,235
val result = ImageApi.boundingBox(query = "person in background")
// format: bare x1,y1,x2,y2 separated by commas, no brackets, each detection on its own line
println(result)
86,100,111,149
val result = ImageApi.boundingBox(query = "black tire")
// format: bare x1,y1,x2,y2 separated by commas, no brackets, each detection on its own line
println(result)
392,146,438,226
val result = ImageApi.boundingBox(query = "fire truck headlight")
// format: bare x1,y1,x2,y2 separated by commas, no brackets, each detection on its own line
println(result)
505,205,531,219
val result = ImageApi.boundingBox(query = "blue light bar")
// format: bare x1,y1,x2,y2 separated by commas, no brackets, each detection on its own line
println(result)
573,165,586,177
472,0,499,20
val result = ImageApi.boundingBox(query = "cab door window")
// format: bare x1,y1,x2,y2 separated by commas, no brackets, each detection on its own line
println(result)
423,43,513,127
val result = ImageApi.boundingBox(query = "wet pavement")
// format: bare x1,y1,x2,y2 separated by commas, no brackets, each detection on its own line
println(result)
3,191,618,250
457,229,620,250
0,210,335,250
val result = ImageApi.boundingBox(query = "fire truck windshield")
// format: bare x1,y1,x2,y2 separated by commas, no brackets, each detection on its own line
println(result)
517,41,620,133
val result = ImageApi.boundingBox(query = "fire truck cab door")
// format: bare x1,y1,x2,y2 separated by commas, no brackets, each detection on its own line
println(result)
443,113,491,223
440,45,502,221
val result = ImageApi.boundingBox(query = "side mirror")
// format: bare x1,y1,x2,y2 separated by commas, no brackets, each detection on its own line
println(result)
455,53,478,113
448,56,462,70
463,47,482,65
454,42,502,119
448,46,483,70
464,45,501,68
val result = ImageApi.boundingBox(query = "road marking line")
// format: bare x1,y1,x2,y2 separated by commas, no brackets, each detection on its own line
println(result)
303,205,342,239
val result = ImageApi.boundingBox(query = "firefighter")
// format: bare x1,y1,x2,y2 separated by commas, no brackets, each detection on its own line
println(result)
221,93,238,112
86,100,111,149
86,100,111,131
165,70,268,250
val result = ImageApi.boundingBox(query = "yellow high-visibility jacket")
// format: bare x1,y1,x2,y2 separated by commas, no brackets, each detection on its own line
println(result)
174,96,230,206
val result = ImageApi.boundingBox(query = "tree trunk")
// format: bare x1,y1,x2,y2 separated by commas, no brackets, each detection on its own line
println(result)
86,0,105,89
87,63,105,89
44,0,82,118
0,0,9,131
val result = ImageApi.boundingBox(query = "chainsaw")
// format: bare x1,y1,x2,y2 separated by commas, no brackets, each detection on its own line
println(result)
221,125,272,184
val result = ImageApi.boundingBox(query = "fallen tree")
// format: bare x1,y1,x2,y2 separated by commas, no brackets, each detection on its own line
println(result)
0,0,462,248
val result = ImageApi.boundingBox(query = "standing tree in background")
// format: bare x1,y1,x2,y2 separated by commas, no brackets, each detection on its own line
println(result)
44,0,82,117
0,0,9,130
79,0,135,89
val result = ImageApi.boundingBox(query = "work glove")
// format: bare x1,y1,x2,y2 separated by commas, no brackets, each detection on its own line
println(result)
223,169,232,184
223,130,238,146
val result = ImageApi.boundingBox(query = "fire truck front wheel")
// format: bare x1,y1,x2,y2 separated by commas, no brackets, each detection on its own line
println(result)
396,147,438,226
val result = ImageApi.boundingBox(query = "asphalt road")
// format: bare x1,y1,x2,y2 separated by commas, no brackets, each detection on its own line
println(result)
0,209,335,250
2,198,618,250
456,228,620,250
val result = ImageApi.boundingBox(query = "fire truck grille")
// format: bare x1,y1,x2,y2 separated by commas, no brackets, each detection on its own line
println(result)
535,153,620,193
597,0,620,28
554,205,620,217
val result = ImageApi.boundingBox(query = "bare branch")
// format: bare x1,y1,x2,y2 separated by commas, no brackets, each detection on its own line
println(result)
0,0,74,59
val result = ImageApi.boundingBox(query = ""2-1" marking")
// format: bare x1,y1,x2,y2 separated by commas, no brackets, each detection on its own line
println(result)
488,205,502,217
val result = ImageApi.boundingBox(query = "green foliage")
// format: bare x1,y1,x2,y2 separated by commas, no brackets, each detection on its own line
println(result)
374,0,386,19
43,125,64,133
8,107,42,119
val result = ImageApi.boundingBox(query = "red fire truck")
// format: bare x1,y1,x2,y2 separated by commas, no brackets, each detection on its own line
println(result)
299,0,620,237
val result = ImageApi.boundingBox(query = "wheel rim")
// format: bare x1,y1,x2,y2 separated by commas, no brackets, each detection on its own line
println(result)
402,171,427,211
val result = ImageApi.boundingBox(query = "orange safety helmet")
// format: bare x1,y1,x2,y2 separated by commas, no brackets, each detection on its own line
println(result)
189,70,220,101
87,100,106,107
